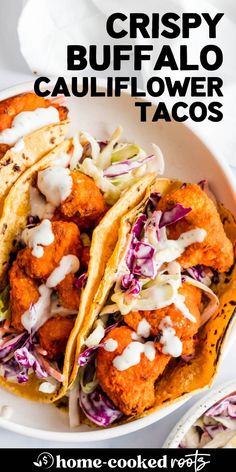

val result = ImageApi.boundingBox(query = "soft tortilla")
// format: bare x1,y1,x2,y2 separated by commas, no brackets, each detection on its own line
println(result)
0,120,69,205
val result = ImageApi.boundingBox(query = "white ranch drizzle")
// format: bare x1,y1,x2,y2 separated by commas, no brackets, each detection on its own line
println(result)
0,107,60,145
37,167,72,207
38,382,57,394
30,187,55,220
21,219,54,258
137,318,151,338
46,255,80,288
52,152,70,168
131,332,143,341
159,316,183,357
21,284,52,333
85,322,105,348
113,341,156,371
153,228,207,265
104,339,118,352
11,137,24,153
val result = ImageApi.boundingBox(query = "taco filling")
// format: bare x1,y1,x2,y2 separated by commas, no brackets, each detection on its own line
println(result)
0,92,67,158
0,171,104,392
0,129,162,396
76,182,235,427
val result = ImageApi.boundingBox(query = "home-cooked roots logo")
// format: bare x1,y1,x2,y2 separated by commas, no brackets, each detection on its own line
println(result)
33,452,54,469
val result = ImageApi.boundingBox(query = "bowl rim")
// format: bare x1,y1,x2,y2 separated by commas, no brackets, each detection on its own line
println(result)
0,78,235,196
0,78,235,442
163,379,236,448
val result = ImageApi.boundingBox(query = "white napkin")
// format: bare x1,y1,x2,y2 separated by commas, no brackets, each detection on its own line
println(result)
18,0,236,167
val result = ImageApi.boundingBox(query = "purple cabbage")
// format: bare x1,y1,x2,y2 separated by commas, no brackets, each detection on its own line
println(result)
121,274,141,295
134,242,155,260
1,358,24,381
74,273,87,289
103,155,154,178
160,204,192,228
27,215,40,226
78,345,102,367
204,424,225,439
79,389,122,426
14,346,47,380
121,274,134,289
0,332,28,360
133,258,155,278
126,214,147,271
124,203,192,288
17,370,29,383
78,322,120,366
97,140,108,151
186,265,214,285
126,278,141,295
228,403,236,418
146,192,161,214
132,214,147,239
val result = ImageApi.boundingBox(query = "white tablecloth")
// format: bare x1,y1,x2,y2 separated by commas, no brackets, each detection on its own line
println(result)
0,0,235,448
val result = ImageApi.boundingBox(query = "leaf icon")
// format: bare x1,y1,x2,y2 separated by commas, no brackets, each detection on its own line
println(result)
33,461,42,467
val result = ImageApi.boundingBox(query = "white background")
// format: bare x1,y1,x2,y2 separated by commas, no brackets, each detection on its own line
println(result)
0,0,235,448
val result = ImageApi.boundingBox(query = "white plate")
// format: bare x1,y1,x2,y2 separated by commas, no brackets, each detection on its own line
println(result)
0,79,235,442
163,379,236,448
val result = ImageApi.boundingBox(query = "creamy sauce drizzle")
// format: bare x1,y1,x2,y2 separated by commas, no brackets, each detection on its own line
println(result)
85,322,105,348
131,332,143,341
113,341,156,371
0,107,60,145
137,318,151,338
38,382,57,394
104,339,118,352
46,255,80,288
154,228,207,265
21,284,52,333
21,219,54,258
159,316,182,357
30,187,55,220
52,152,70,168
11,137,24,153
37,167,72,207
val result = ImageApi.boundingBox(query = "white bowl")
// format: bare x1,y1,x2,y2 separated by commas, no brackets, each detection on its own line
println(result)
0,79,235,442
163,379,236,448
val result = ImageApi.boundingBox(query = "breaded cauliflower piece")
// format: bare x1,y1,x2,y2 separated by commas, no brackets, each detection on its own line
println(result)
18,221,81,279
0,92,67,132
96,326,170,416
9,261,39,332
57,273,81,311
38,315,75,360
57,171,107,230
125,283,201,356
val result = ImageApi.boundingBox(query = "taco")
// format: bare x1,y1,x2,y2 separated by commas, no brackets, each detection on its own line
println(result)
0,127,162,402
72,178,236,428
0,92,69,203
